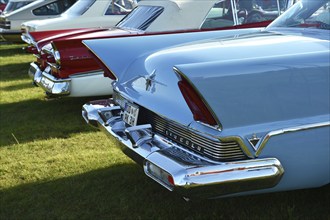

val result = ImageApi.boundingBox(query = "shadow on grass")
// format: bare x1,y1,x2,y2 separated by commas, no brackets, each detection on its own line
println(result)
0,80,34,91
0,164,329,220
0,96,109,147
0,44,27,57
0,62,32,81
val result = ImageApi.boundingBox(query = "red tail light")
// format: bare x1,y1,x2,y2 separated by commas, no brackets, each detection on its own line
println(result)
87,50,116,80
25,45,38,55
46,55,56,64
167,175,174,186
178,77,217,126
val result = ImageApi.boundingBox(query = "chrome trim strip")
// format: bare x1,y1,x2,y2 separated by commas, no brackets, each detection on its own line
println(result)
231,0,238,25
69,69,104,78
140,107,247,161
220,135,254,158
255,121,330,156
41,71,71,83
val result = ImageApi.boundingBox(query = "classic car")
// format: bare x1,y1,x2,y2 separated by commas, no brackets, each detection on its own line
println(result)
25,0,295,98
21,0,137,33
82,0,330,200
0,0,76,42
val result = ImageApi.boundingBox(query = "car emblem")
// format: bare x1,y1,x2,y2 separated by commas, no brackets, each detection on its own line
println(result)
145,69,156,91
248,133,261,151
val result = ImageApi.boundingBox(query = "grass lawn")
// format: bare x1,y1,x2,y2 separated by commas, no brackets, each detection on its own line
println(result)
0,43,329,220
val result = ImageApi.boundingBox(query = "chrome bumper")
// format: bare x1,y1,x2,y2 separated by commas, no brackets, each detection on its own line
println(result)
82,99,284,199
28,62,70,96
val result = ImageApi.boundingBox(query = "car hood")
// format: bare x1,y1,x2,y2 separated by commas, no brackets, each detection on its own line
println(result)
85,29,330,129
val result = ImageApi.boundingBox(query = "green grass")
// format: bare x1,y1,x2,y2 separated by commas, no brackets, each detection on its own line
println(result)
0,44,329,220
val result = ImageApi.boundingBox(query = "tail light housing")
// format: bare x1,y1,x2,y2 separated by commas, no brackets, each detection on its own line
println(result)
46,55,56,64
176,69,218,126
145,161,175,189
24,45,38,54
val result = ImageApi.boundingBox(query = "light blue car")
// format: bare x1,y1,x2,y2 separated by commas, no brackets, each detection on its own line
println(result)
82,0,330,200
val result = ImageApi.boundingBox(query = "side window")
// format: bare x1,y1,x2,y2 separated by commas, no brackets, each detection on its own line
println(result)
33,0,76,16
201,0,234,29
202,0,292,29
105,0,135,15
116,6,164,31
242,0,288,24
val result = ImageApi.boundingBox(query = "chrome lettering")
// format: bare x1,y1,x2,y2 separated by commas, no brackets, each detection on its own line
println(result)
164,129,203,153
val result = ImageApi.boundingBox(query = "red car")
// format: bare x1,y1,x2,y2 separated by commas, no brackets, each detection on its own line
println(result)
0,0,8,12
23,0,296,97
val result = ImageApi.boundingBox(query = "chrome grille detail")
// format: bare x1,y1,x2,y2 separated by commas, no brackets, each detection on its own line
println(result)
0,18,10,29
138,108,247,162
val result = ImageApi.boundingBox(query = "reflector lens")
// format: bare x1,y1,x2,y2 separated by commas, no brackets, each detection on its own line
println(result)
146,162,174,187
46,55,56,64
168,175,174,186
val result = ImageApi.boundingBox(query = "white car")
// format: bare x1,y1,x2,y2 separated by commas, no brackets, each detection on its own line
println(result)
21,0,137,33
0,0,76,42
1,0,35,14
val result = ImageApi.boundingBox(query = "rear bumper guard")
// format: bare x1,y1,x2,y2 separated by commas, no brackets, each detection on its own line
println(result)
82,99,284,199
28,62,70,96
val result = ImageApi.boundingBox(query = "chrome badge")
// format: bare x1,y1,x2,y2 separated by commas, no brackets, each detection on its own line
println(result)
144,69,156,91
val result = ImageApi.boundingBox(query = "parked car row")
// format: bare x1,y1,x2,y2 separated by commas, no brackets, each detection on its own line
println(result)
23,0,295,98
0,0,137,42
13,0,330,200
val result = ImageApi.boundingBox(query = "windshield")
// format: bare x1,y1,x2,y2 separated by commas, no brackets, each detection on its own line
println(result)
2,0,34,14
268,0,330,30
62,0,95,16
116,5,164,31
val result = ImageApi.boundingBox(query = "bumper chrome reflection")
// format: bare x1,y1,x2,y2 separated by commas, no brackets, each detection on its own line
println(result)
28,62,70,96
82,99,284,199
